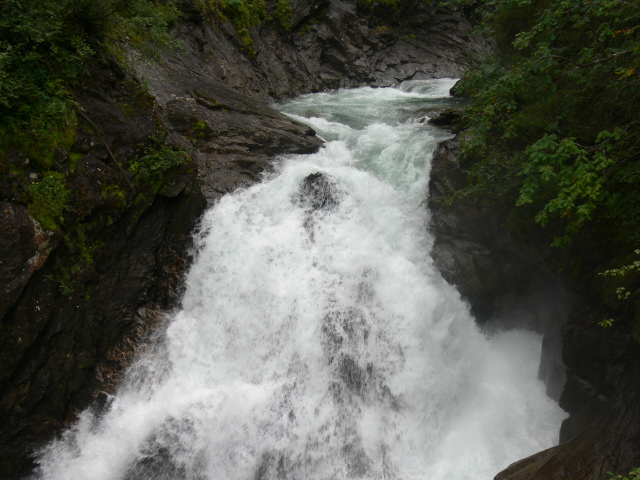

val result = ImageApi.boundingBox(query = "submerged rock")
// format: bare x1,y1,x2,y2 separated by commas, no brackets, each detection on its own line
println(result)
295,172,341,241
297,172,341,212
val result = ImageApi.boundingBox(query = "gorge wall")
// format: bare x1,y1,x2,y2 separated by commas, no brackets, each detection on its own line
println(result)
0,1,488,478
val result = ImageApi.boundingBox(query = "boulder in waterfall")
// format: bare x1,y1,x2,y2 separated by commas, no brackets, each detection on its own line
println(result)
296,172,341,212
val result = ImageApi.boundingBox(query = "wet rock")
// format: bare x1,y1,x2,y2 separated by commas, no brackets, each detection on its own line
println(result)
141,67,323,205
123,417,196,480
297,172,340,211
338,355,369,396
558,317,632,442
0,203,60,320
427,107,464,131
255,451,293,480
154,0,491,102
428,139,569,331
495,357,640,480
321,307,368,363
295,172,341,240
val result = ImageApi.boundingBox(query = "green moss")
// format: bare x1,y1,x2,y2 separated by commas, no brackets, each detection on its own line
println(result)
55,267,74,296
185,119,211,140
129,133,190,193
68,152,84,172
102,185,128,212
117,83,155,116
28,173,71,230
372,25,393,36
274,0,293,31
71,227,94,266
117,103,138,116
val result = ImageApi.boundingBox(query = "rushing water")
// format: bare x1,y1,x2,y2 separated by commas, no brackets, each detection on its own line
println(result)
33,79,566,480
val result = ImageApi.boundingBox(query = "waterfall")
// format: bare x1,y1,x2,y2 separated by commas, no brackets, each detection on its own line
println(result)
33,79,566,480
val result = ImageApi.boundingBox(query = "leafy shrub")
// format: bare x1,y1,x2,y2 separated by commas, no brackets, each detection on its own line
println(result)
609,467,640,480
446,0,640,285
129,134,190,192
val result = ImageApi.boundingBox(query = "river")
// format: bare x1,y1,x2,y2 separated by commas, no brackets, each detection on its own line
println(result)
33,79,566,480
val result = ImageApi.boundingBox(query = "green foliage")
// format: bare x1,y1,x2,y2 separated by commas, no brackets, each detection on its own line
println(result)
28,172,71,230
609,467,640,480
69,225,95,266
195,0,265,53
274,0,293,31
598,250,640,328
0,0,180,165
451,0,640,283
129,134,190,192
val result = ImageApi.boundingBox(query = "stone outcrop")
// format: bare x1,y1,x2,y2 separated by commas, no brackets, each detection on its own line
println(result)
296,172,341,211
0,205,61,321
158,0,490,100
496,357,640,480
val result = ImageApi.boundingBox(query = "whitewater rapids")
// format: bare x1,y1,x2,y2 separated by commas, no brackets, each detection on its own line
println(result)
33,79,566,480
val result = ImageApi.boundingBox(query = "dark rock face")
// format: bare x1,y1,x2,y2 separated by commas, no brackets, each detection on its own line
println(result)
297,172,340,211
429,139,569,402
428,139,569,330
427,107,464,130
495,358,640,480
558,314,633,443
0,204,60,320
160,0,490,101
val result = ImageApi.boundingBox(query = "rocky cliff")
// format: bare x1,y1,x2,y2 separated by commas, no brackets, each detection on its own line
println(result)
162,0,488,100
0,1,487,478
